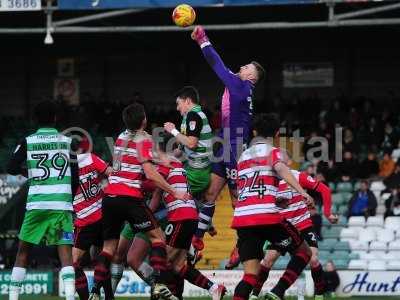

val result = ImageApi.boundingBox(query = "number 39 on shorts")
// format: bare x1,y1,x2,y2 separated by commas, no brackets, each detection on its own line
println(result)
225,168,237,180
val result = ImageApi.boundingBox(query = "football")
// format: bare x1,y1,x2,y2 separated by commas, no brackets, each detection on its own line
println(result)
172,4,196,27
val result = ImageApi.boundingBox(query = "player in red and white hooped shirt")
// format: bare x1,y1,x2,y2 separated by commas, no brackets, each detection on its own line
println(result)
90,103,188,300
72,152,113,300
231,113,314,300
252,160,339,299
150,144,226,300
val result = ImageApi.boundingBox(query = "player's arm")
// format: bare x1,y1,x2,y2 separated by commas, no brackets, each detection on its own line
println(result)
299,172,337,223
91,153,113,177
192,26,242,93
6,139,27,176
164,112,202,149
274,162,314,207
148,188,162,212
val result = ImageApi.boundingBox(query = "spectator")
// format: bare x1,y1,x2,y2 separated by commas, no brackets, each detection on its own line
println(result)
391,140,400,162
324,261,340,297
337,151,359,181
347,180,377,218
358,151,379,179
343,128,359,154
317,159,339,183
384,188,400,218
379,151,396,178
383,163,400,190
381,122,398,154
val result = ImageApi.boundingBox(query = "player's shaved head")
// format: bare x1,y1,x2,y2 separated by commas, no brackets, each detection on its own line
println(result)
34,101,56,126
122,102,146,131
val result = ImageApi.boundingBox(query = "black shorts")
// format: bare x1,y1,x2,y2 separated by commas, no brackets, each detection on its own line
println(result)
165,220,197,250
300,226,318,249
74,220,103,251
267,225,318,254
102,195,158,240
237,220,303,262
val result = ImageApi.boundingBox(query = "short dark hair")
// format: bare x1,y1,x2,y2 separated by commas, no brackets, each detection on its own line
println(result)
253,113,280,138
34,101,56,126
251,61,265,83
174,86,199,104
122,103,146,131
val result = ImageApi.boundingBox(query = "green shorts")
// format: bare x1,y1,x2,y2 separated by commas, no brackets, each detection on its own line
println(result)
120,218,169,244
186,165,211,195
19,210,73,246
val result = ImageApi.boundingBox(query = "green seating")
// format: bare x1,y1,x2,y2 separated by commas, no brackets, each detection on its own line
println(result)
336,182,353,193
340,192,353,202
332,193,344,206
338,205,348,215
319,239,338,251
349,252,360,260
322,227,342,239
332,250,350,260
331,215,348,227
275,256,290,269
328,182,336,192
333,241,350,251
334,259,350,269
319,250,332,260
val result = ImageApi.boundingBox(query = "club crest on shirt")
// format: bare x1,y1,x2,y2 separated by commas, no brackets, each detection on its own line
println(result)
189,121,196,131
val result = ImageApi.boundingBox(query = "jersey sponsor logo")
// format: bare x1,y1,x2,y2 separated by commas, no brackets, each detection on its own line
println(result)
307,175,315,182
61,232,73,241
189,121,196,131
133,221,152,230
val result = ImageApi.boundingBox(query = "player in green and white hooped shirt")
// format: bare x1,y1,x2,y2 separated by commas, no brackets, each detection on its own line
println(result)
164,86,214,243
6,101,79,300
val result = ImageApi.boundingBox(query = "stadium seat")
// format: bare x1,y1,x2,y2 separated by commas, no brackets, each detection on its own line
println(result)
387,260,400,270
275,256,290,269
332,215,348,227
340,228,359,240
334,259,350,269
366,216,384,227
368,260,386,270
385,217,400,231
319,250,332,259
319,239,338,251
358,228,376,243
382,252,397,261
332,250,350,260
376,228,395,243
334,241,351,251
359,252,378,261
336,182,353,193
338,205,348,215
370,181,385,192
348,240,369,251
349,252,360,260
348,216,366,227
377,204,386,215
341,192,353,202
388,240,400,251
395,230,400,239
322,227,342,239
332,193,344,206
348,259,368,270
328,182,336,192
369,241,388,251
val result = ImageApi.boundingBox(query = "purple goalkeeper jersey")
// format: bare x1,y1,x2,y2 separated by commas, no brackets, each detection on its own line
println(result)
201,42,254,147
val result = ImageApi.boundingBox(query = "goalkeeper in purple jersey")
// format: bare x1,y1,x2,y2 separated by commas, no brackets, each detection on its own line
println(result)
190,26,266,251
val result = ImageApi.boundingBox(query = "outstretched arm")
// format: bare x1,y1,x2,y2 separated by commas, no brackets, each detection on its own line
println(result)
192,26,242,93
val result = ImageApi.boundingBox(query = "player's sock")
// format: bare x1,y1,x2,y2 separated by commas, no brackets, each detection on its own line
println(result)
60,266,76,300
110,263,124,293
179,265,214,291
138,262,154,284
174,273,184,300
253,264,270,296
311,263,326,295
149,242,167,283
233,273,257,300
74,262,89,300
271,250,310,299
195,203,215,238
92,251,113,298
9,267,26,300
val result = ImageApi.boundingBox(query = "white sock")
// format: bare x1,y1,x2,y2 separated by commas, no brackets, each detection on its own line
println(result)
9,267,26,300
138,262,153,280
61,266,75,300
110,263,124,293
208,283,219,294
